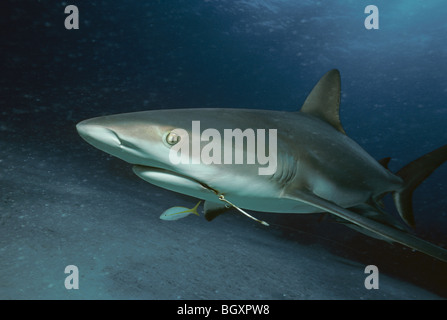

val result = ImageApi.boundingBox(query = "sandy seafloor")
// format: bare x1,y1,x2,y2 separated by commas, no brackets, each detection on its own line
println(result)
0,122,445,300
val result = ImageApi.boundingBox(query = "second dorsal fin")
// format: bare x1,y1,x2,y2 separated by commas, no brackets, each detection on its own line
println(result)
378,157,391,170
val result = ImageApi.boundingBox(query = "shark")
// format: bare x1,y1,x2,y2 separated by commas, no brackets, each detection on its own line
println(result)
76,69,447,262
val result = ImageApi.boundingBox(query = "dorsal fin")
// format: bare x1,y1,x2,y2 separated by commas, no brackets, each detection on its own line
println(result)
300,69,346,135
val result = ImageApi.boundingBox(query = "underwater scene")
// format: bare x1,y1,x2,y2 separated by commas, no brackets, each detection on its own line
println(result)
1,0,446,300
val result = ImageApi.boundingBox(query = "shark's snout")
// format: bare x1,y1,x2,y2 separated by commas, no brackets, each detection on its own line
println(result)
76,120,121,149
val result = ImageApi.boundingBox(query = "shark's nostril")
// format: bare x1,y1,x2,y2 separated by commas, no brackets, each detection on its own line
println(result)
109,130,122,146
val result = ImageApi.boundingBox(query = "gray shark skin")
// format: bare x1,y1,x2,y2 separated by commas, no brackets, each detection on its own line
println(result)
76,70,447,262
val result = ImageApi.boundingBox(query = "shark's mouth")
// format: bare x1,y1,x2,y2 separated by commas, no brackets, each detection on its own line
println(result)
132,165,219,195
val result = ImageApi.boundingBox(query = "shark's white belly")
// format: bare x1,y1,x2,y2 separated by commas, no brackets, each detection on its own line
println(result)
132,165,343,214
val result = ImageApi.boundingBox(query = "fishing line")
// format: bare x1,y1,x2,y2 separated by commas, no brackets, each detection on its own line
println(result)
217,194,270,226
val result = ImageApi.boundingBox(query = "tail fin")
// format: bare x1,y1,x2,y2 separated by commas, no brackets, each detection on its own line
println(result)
393,145,447,227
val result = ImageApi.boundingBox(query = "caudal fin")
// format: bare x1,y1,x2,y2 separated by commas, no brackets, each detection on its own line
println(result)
393,145,447,227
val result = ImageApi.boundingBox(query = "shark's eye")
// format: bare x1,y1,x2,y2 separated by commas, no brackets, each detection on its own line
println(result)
166,131,181,145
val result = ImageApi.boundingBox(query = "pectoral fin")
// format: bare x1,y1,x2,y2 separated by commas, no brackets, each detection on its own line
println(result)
335,204,406,243
281,189,447,262
204,201,231,221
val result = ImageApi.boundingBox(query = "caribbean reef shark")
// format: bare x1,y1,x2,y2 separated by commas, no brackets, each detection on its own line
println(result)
76,69,447,262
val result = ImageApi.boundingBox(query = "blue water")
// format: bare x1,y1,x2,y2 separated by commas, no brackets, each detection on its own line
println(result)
1,0,446,299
